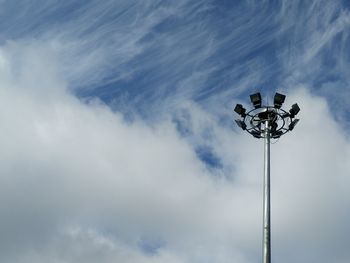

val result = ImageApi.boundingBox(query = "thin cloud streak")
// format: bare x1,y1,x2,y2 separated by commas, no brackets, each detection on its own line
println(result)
2,0,349,119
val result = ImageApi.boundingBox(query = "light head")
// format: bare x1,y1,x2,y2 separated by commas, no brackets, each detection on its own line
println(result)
234,104,246,117
289,103,300,118
274,93,286,109
289,119,300,131
250,130,262,138
271,130,283,139
250,92,262,108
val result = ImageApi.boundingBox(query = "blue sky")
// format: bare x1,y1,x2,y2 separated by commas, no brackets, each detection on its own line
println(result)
0,1,350,262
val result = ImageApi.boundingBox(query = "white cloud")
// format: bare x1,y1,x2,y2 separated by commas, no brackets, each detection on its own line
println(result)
0,41,258,263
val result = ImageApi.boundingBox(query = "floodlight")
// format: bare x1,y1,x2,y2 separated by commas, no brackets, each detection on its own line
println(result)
235,119,247,130
289,103,300,118
234,104,246,117
250,92,262,108
274,93,286,109
251,130,262,138
288,119,299,131
271,130,283,138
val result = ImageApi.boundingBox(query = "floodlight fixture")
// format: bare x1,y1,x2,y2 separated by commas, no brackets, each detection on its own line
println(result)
250,92,262,108
289,103,300,118
251,130,262,138
234,104,246,117
235,119,247,130
271,130,283,139
289,119,300,131
274,93,286,109
233,92,300,263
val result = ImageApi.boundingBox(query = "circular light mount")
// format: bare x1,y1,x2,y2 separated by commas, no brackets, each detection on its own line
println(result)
234,93,300,139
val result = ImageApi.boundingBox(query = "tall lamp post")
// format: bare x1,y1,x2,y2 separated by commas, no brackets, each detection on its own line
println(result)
234,92,300,263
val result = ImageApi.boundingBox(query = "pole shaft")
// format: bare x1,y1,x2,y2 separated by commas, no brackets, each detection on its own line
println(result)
263,120,271,263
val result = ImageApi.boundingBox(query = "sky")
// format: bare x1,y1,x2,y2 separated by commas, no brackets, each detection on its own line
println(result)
0,0,350,262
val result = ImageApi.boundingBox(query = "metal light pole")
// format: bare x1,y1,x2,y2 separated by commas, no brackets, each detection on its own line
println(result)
234,92,300,263
263,120,271,263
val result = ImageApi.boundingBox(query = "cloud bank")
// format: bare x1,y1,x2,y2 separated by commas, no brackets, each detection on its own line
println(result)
0,40,349,262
